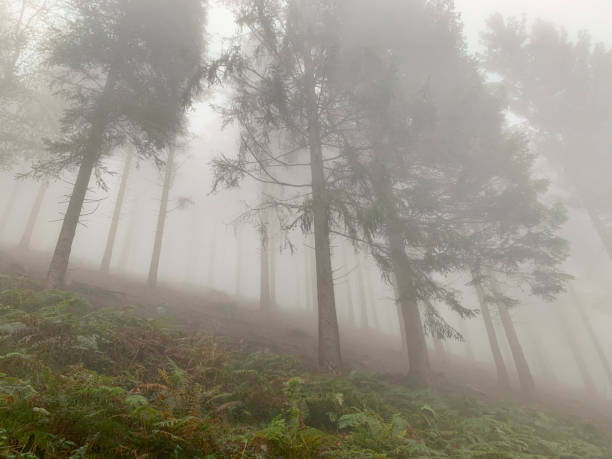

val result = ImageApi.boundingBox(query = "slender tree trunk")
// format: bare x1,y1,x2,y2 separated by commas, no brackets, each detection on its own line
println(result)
100,150,133,274
391,273,409,354
304,243,313,311
433,336,447,366
472,276,510,389
586,206,612,262
235,228,242,296
186,205,200,284
147,148,175,288
207,224,218,287
303,49,341,371
555,303,597,394
309,243,317,312
363,256,380,330
19,180,48,250
458,319,475,361
259,216,271,311
0,180,20,235
342,244,355,326
386,220,430,386
118,195,138,269
269,226,277,308
522,314,558,386
356,256,370,329
570,290,612,387
489,276,536,396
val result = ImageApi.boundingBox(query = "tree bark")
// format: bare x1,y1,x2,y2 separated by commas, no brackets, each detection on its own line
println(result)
489,276,536,396
19,180,48,249
386,220,430,386
472,275,510,389
147,148,175,288
100,150,133,273
0,180,20,235
304,47,342,371
569,290,612,386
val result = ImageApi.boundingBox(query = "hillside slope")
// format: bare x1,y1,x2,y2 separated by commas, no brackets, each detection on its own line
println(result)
0,278,611,458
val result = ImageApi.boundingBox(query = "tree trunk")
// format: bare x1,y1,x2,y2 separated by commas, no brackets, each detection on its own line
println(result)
433,336,447,366
458,319,475,361
304,48,342,371
207,224,218,287
304,244,313,311
386,220,430,386
47,152,98,288
522,315,558,386
473,276,510,389
569,290,612,387
490,276,536,396
586,206,612,262
235,228,242,296
342,244,355,326
147,148,175,288
555,303,597,394
391,273,409,354
186,205,200,283
19,180,48,250
269,226,277,308
363,256,380,330
100,150,133,273
259,216,271,311
0,180,20,235
356,256,370,329
118,195,139,269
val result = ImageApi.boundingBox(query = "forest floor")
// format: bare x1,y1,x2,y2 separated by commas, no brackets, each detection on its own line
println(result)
0,246,611,457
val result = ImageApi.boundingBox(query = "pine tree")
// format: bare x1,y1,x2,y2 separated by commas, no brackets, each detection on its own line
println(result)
42,0,206,287
210,0,352,371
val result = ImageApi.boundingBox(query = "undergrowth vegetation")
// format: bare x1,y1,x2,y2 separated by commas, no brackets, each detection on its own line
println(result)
0,278,610,458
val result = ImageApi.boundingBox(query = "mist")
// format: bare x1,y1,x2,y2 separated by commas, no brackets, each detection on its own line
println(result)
1,0,611,456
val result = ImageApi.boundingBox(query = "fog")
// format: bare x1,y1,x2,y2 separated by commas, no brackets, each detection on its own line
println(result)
1,0,611,454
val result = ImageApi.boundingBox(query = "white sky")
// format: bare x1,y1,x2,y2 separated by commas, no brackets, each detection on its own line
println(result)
455,0,612,49
207,0,612,53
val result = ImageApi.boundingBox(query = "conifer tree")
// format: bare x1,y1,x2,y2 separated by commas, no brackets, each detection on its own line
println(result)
41,0,206,287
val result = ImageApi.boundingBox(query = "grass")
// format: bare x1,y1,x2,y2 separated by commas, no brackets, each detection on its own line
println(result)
0,277,610,458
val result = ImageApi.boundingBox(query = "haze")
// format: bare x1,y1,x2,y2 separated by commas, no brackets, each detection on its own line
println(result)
0,0,611,456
